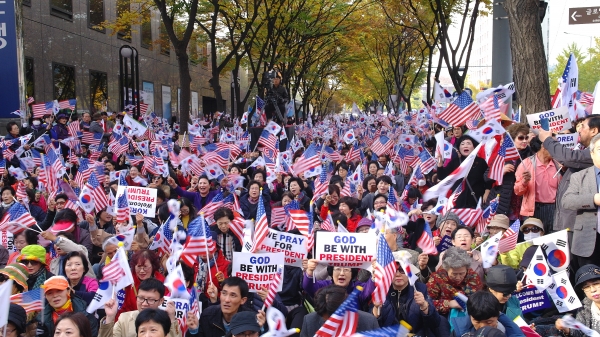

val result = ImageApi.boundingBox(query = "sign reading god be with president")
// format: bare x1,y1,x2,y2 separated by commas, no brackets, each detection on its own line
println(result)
314,232,376,269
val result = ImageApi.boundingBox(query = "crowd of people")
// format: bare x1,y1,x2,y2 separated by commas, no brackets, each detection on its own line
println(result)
1,103,600,337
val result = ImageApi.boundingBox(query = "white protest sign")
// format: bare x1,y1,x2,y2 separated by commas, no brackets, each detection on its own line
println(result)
314,232,376,269
160,296,201,332
116,186,158,217
257,229,308,268
1,231,14,252
231,252,285,292
526,106,570,133
556,133,579,149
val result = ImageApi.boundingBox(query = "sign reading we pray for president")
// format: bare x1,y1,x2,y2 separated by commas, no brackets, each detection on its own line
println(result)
231,252,285,292
257,229,308,268
315,232,376,269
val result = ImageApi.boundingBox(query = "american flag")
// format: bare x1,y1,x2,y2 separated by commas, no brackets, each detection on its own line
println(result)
480,94,501,121
444,181,464,213
252,190,270,252
387,186,399,211
502,134,520,160
271,206,287,228
498,220,520,253
437,91,481,127
370,135,393,156
320,211,336,232
101,260,125,283
81,131,103,145
315,286,362,337
312,165,329,201
453,207,484,227
392,147,411,175
344,143,361,163
45,147,65,176
580,91,595,105
230,211,245,245
476,196,499,234
116,191,130,223
87,172,109,211
10,288,43,314
263,268,283,309
0,203,38,233
258,130,278,152
256,96,266,126
341,325,411,337
27,96,35,105
416,228,437,255
16,181,28,202
372,236,396,306
181,216,217,267
67,121,81,137
74,158,92,188
109,134,130,158
289,209,310,238
149,218,174,256
417,149,436,174
202,149,230,168
198,192,225,221
31,102,53,118
283,200,301,230
291,143,321,174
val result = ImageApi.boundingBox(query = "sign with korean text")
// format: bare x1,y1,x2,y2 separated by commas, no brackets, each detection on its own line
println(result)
231,252,285,292
569,7,600,25
315,232,376,269
116,186,157,217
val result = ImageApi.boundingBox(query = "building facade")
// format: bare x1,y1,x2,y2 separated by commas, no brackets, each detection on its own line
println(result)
21,0,241,120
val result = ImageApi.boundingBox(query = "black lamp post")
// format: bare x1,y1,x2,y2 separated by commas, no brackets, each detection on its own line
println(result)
119,45,140,119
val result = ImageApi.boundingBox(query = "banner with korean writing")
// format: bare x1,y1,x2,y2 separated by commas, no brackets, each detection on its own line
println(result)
116,186,157,217
257,229,308,268
314,232,376,269
231,252,284,292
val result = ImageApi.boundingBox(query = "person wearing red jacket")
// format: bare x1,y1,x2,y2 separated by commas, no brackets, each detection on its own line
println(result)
117,250,164,318
337,196,362,232
197,246,230,303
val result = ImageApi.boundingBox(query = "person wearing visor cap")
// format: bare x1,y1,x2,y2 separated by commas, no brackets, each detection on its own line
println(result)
555,264,600,336
37,276,98,337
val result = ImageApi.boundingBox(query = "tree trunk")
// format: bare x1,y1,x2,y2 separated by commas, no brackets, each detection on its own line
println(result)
505,0,551,114
176,47,191,133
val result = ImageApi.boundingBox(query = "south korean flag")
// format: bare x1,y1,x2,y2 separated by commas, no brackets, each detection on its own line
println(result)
547,270,582,313
524,246,553,291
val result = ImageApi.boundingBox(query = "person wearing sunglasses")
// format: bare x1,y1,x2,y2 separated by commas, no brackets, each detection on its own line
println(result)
520,218,544,241
17,244,54,291
484,265,522,320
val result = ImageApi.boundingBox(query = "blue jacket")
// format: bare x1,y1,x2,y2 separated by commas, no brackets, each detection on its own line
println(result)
239,188,271,223
173,187,219,211
376,282,451,337
451,312,525,337
302,272,375,309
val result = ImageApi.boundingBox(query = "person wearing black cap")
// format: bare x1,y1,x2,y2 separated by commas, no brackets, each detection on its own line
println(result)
226,311,261,337
555,264,600,336
436,135,491,209
485,265,524,321
5,303,27,337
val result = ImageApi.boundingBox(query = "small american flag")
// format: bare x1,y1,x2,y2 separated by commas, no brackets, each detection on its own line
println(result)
320,211,336,232
453,207,484,227
498,220,520,253
101,260,125,283
10,288,43,314
31,102,53,118
109,134,130,158
252,191,270,252
476,196,499,235
387,186,399,211
372,236,396,306
417,149,436,174
256,96,266,126
370,135,393,156
271,206,287,228
74,158,91,188
315,286,362,337
181,216,217,267
291,143,321,174
263,268,283,309
87,172,109,211
81,131,103,145
480,94,501,121
0,203,38,233
116,192,130,223
68,121,81,137
148,218,174,256
438,92,481,127
27,97,35,105
258,130,278,152
289,209,310,238
312,165,329,201
416,228,438,255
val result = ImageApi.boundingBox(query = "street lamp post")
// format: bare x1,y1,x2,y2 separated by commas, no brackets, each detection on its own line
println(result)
119,45,141,119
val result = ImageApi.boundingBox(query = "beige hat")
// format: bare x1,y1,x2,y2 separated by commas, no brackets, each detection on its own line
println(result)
488,214,510,230
521,218,544,232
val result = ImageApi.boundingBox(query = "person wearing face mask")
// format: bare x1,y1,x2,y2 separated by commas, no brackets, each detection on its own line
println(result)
495,218,544,270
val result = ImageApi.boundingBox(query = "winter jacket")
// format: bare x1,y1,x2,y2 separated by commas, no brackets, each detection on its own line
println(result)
438,156,491,209
39,295,98,337
50,236,96,278
248,292,288,317
186,304,257,337
498,242,532,270
302,272,375,309
485,147,532,216
514,154,562,216
199,250,231,298
376,282,450,337
450,312,525,337
173,187,219,211
278,266,304,307
427,268,483,316
99,309,181,337
239,188,272,222
72,275,99,305
542,137,593,232
30,204,47,224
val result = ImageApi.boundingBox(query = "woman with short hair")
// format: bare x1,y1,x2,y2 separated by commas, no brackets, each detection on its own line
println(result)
427,247,483,316
135,308,171,337
54,312,93,337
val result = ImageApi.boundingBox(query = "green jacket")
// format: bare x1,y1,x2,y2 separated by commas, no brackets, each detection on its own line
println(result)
499,242,531,269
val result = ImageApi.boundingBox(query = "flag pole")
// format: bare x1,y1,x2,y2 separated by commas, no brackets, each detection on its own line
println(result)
200,213,214,287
